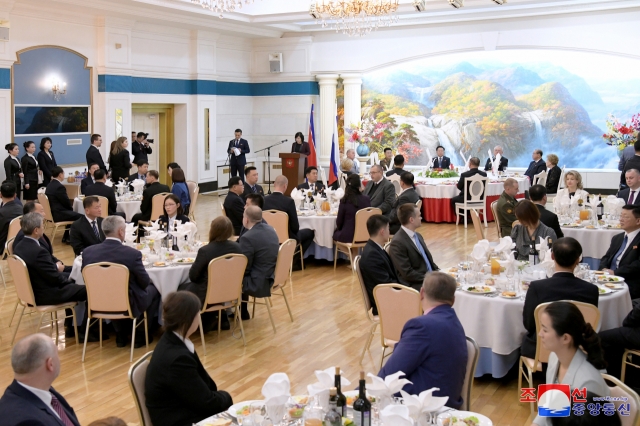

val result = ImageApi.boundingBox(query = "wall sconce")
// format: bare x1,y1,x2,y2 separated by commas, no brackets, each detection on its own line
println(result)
51,79,66,101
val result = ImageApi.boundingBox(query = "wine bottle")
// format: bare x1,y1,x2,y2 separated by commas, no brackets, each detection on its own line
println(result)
528,242,538,265
597,195,604,220
335,367,347,417
172,222,179,251
353,371,371,426
324,387,342,426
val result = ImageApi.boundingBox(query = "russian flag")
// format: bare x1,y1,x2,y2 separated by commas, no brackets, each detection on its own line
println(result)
307,104,318,167
328,112,340,186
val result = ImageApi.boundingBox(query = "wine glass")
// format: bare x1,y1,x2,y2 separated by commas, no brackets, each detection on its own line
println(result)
147,239,155,254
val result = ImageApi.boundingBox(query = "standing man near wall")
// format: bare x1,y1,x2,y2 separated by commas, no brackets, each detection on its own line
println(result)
86,134,107,174
227,129,250,184
132,132,153,165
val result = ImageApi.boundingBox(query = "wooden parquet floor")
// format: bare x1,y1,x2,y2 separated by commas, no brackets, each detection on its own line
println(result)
0,193,536,425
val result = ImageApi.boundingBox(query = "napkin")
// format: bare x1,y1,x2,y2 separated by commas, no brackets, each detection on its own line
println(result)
494,236,514,254
290,188,305,203
471,240,490,262
104,179,113,188
177,222,198,240
400,388,449,422
131,179,146,192
307,367,351,409
589,194,600,211
380,404,414,426
333,188,345,201
367,371,412,407
261,372,290,399
608,197,625,216
492,153,502,176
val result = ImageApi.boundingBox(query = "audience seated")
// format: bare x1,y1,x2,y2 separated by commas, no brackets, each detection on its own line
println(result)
431,145,451,169
157,194,190,232
388,204,439,290
83,169,126,219
360,215,401,315
296,166,325,194
0,182,22,250
619,139,640,188
496,178,519,237
450,157,487,215
524,148,547,183
14,201,67,270
167,162,181,179
378,272,467,409
599,204,640,299
363,165,395,216
379,147,393,171
238,206,279,320
484,145,508,172
553,170,590,210
81,163,99,194
223,176,246,236
81,215,160,347
511,200,558,261
385,154,405,177
239,193,266,237
131,170,170,225
0,333,81,426
346,149,359,174
521,237,598,358
529,184,564,238
389,172,420,235
170,168,191,216
242,166,264,199
69,196,105,256
531,302,609,426
127,159,148,184
45,166,83,242
545,154,561,194
145,291,233,426
333,174,371,243
600,297,640,380
618,168,640,205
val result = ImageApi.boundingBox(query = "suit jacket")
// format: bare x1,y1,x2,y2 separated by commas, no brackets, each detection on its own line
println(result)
521,272,599,358
223,192,245,236
333,195,372,243
296,181,325,194
0,199,22,250
378,305,467,409
4,157,22,191
239,222,279,298
69,216,105,256
83,182,118,215
617,187,640,205
187,240,243,303
621,156,640,187
139,182,171,221
524,159,547,182
389,188,421,234
132,140,152,164
86,144,106,172
108,149,132,183
385,168,405,177
242,182,264,200
37,150,57,183
145,331,233,426
291,141,311,156
80,176,94,194
599,232,640,299
14,231,60,264
455,168,487,199
545,166,562,194
20,154,39,183
360,240,401,315
44,179,81,222
263,192,300,239
484,156,508,171
379,157,392,171
362,178,396,216
388,228,439,289
0,380,81,426
227,138,250,166
536,204,564,238
82,239,154,317
431,156,451,169
128,172,146,183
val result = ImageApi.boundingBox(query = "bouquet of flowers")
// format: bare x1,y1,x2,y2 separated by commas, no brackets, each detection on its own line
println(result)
346,117,389,145
603,113,640,150
418,169,459,178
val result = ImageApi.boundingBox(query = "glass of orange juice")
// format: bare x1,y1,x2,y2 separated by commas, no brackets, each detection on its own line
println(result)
490,257,501,275
579,209,591,221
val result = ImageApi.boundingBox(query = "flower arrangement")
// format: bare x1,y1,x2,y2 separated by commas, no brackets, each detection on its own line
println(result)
346,117,390,145
418,169,460,178
603,113,640,150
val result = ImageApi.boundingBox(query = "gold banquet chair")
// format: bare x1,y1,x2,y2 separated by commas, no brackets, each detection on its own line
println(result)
470,209,485,241
490,200,501,238
354,256,380,365
333,207,382,273
462,336,480,411
263,210,304,271
128,351,154,426
139,193,170,226
622,349,640,383
95,195,110,218
37,193,74,245
186,180,199,222
602,373,640,426
0,215,21,288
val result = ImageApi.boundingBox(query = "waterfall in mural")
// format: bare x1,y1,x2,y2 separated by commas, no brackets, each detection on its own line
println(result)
528,112,545,146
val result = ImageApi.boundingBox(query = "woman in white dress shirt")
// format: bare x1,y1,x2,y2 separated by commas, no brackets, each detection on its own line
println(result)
553,170,590,210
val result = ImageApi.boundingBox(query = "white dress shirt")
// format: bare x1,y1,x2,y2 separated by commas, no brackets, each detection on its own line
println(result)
173,331,195,353
16,381,60,419
616,228,640,267
28,153,38,168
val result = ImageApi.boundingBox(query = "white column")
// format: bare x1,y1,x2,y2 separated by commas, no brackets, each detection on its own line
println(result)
316,74,339,164
341,73,362,153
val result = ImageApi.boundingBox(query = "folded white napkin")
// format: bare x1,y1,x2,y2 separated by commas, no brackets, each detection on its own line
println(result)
608,197,626,216
262,373,291,399
367,372,412,406
131,178,146,188
333,188,345,201
471,240,490,262
492,153,501,176
494,236,513,253
104,179,113,188
177,222,198,240
380,404,414,426
307,367,351,409
589,194,600,211
290,188,305,202
400,388,449,422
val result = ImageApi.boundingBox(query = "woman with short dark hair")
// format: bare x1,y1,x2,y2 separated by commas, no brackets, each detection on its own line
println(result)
157,194,190,231
171,168,191,215
333,174,371,243
21,141,39,201
511,200,557,260
37,137,57,187
291,131,311,169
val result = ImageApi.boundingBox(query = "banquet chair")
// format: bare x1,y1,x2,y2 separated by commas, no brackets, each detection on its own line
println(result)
0,215,20,288
220,204,226,217
95,196,110,218
518,302,551,413
454,174,488,229
387,174,402,196
138,193,170,227
37,193,75,245
557,165,567,191
198,253,248,353
490,200,501,238
415,199,422,212
532,170,547,187
251,239,296,333
354,256,380,365
8,255,79,347
82,262,148,362
602,373,640,426
470,209,485,241
263,210,304,271
373,284,421,369
186,180,199,221
461,336,480,411
369,151,379,166
333,207,382,273
128,351,154,426
565,300,601,331
621,349,640,383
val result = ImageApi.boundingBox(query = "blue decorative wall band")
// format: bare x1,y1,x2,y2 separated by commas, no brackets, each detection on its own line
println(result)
0,69,10,89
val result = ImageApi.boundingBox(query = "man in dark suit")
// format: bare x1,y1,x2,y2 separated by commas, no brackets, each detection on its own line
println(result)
363,165,396,216
81,163,99,194
85,133,106,173
600,205,640,299
69,196,105,256
450,157,487,214
242,166,264,200
132,132,153,164
484,145,509,172
388,204,439,290
431,145,451,169
521,237,599,358
82,215,160,346
227,128,250,183
128,159,149,184
600,301,640,379
386,155,405,177
378,272,467,409
223,177,246,235
264,175,315,253
620,140,640,188
618,168,640,205
524,149,547,183
45,167,83,243
296,166,326,194
0,182,23,250
0,334,81,426
529,184,563,238
238,206,279,319
82,169,125,219
131,170,170,224
238,193,266,238
360,215,401,315
389,172,420,234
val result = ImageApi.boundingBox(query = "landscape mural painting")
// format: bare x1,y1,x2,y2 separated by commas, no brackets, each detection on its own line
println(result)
360,50,640,169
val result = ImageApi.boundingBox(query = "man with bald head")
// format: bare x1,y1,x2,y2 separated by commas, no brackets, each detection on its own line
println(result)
484,145,509,172
0,333,81,425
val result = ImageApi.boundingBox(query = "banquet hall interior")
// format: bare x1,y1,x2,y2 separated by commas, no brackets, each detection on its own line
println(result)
1,0,640,425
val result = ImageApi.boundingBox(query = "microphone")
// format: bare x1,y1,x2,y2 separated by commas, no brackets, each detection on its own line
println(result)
281,139,288,143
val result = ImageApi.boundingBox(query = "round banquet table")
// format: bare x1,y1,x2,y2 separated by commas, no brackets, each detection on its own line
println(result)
298,213,338,261
453,282,632,378
73,197,142,222
561,226,622,269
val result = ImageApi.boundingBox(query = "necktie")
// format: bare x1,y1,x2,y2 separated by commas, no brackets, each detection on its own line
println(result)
51,394,75,426
91,220,100,240
252,185,257,193
413,233,433,272
438,158,442,168
236,139,239,147
630,191,636,205
611,235,628,271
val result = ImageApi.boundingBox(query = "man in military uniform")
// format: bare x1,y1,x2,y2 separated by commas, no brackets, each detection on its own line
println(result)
496,178,519,237
379,148,393,172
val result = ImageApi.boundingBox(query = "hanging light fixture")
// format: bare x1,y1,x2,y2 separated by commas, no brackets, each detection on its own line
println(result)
191,0,260,19
310,0,400,37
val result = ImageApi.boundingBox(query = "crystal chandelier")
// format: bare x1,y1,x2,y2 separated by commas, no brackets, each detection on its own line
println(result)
191,0,259,18
311,0,400,37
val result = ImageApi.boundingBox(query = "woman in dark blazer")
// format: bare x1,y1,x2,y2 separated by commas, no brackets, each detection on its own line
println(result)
4,143,22,200
333,174,371,243
37,136,57,187
291,131,311,169
20,141,39,201
545,153,562,194
108,136,132,183
157,194,190,230
145,291,233,426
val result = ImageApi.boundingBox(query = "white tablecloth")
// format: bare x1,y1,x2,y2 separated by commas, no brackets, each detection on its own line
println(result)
299,214,338,249
561,227,622,259
414,176,529,199
73,197,142,222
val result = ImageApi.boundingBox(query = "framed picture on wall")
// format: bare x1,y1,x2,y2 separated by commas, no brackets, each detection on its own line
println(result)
14,106,90,135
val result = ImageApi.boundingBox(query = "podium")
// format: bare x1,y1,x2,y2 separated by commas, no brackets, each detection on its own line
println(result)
279,153,307,196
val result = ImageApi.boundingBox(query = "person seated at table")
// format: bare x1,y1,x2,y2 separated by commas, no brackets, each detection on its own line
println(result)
239,193,265,238
431,145,451,170
619,138,640,189
521,237,598,358
378,272,467,409
181,216,242,331
81,215,160,347
553,170,590,210
127,159,148,184
69,196,105,256
0,181,23,250
347,149,359,174
389,172,420,235
297,166,325,194
170,168,191,216
389,204,439,290
531,302,609,426
363,165,395,216
333,174,371,244
131,170,170,225
484,145,508,172
599,204,640,299
167,162,181,180
380,147,393,171
496,178,519,237
360,215,401,315
511,200,557,261
13,201,67,270
618,168,640,205
450,157,487,216
157,194,190,233
524,148,547,183
386,154,405,177
545,154,561,194
81,163,99,194
529,184,563,238
83,169,126,219
242,166,264,199
238,206,279,320
145,291,233,426
223,176,246,236
45,166,84,243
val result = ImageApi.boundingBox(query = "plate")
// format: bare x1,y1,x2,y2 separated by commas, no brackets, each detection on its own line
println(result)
152,262,168,268
226,400,263,418
562,224,584,228
175,258,196,264
597,275,625,284
437,410,492,426
598,286,614,296
603,282,625,290
499,292,518,299
463,285,496,295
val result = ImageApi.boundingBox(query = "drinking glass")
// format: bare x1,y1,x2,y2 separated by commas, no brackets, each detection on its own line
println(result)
266,402,286,426
251,402,265,426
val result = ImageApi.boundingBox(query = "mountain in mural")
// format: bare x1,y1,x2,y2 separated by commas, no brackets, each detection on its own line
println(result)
478,66,545,96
